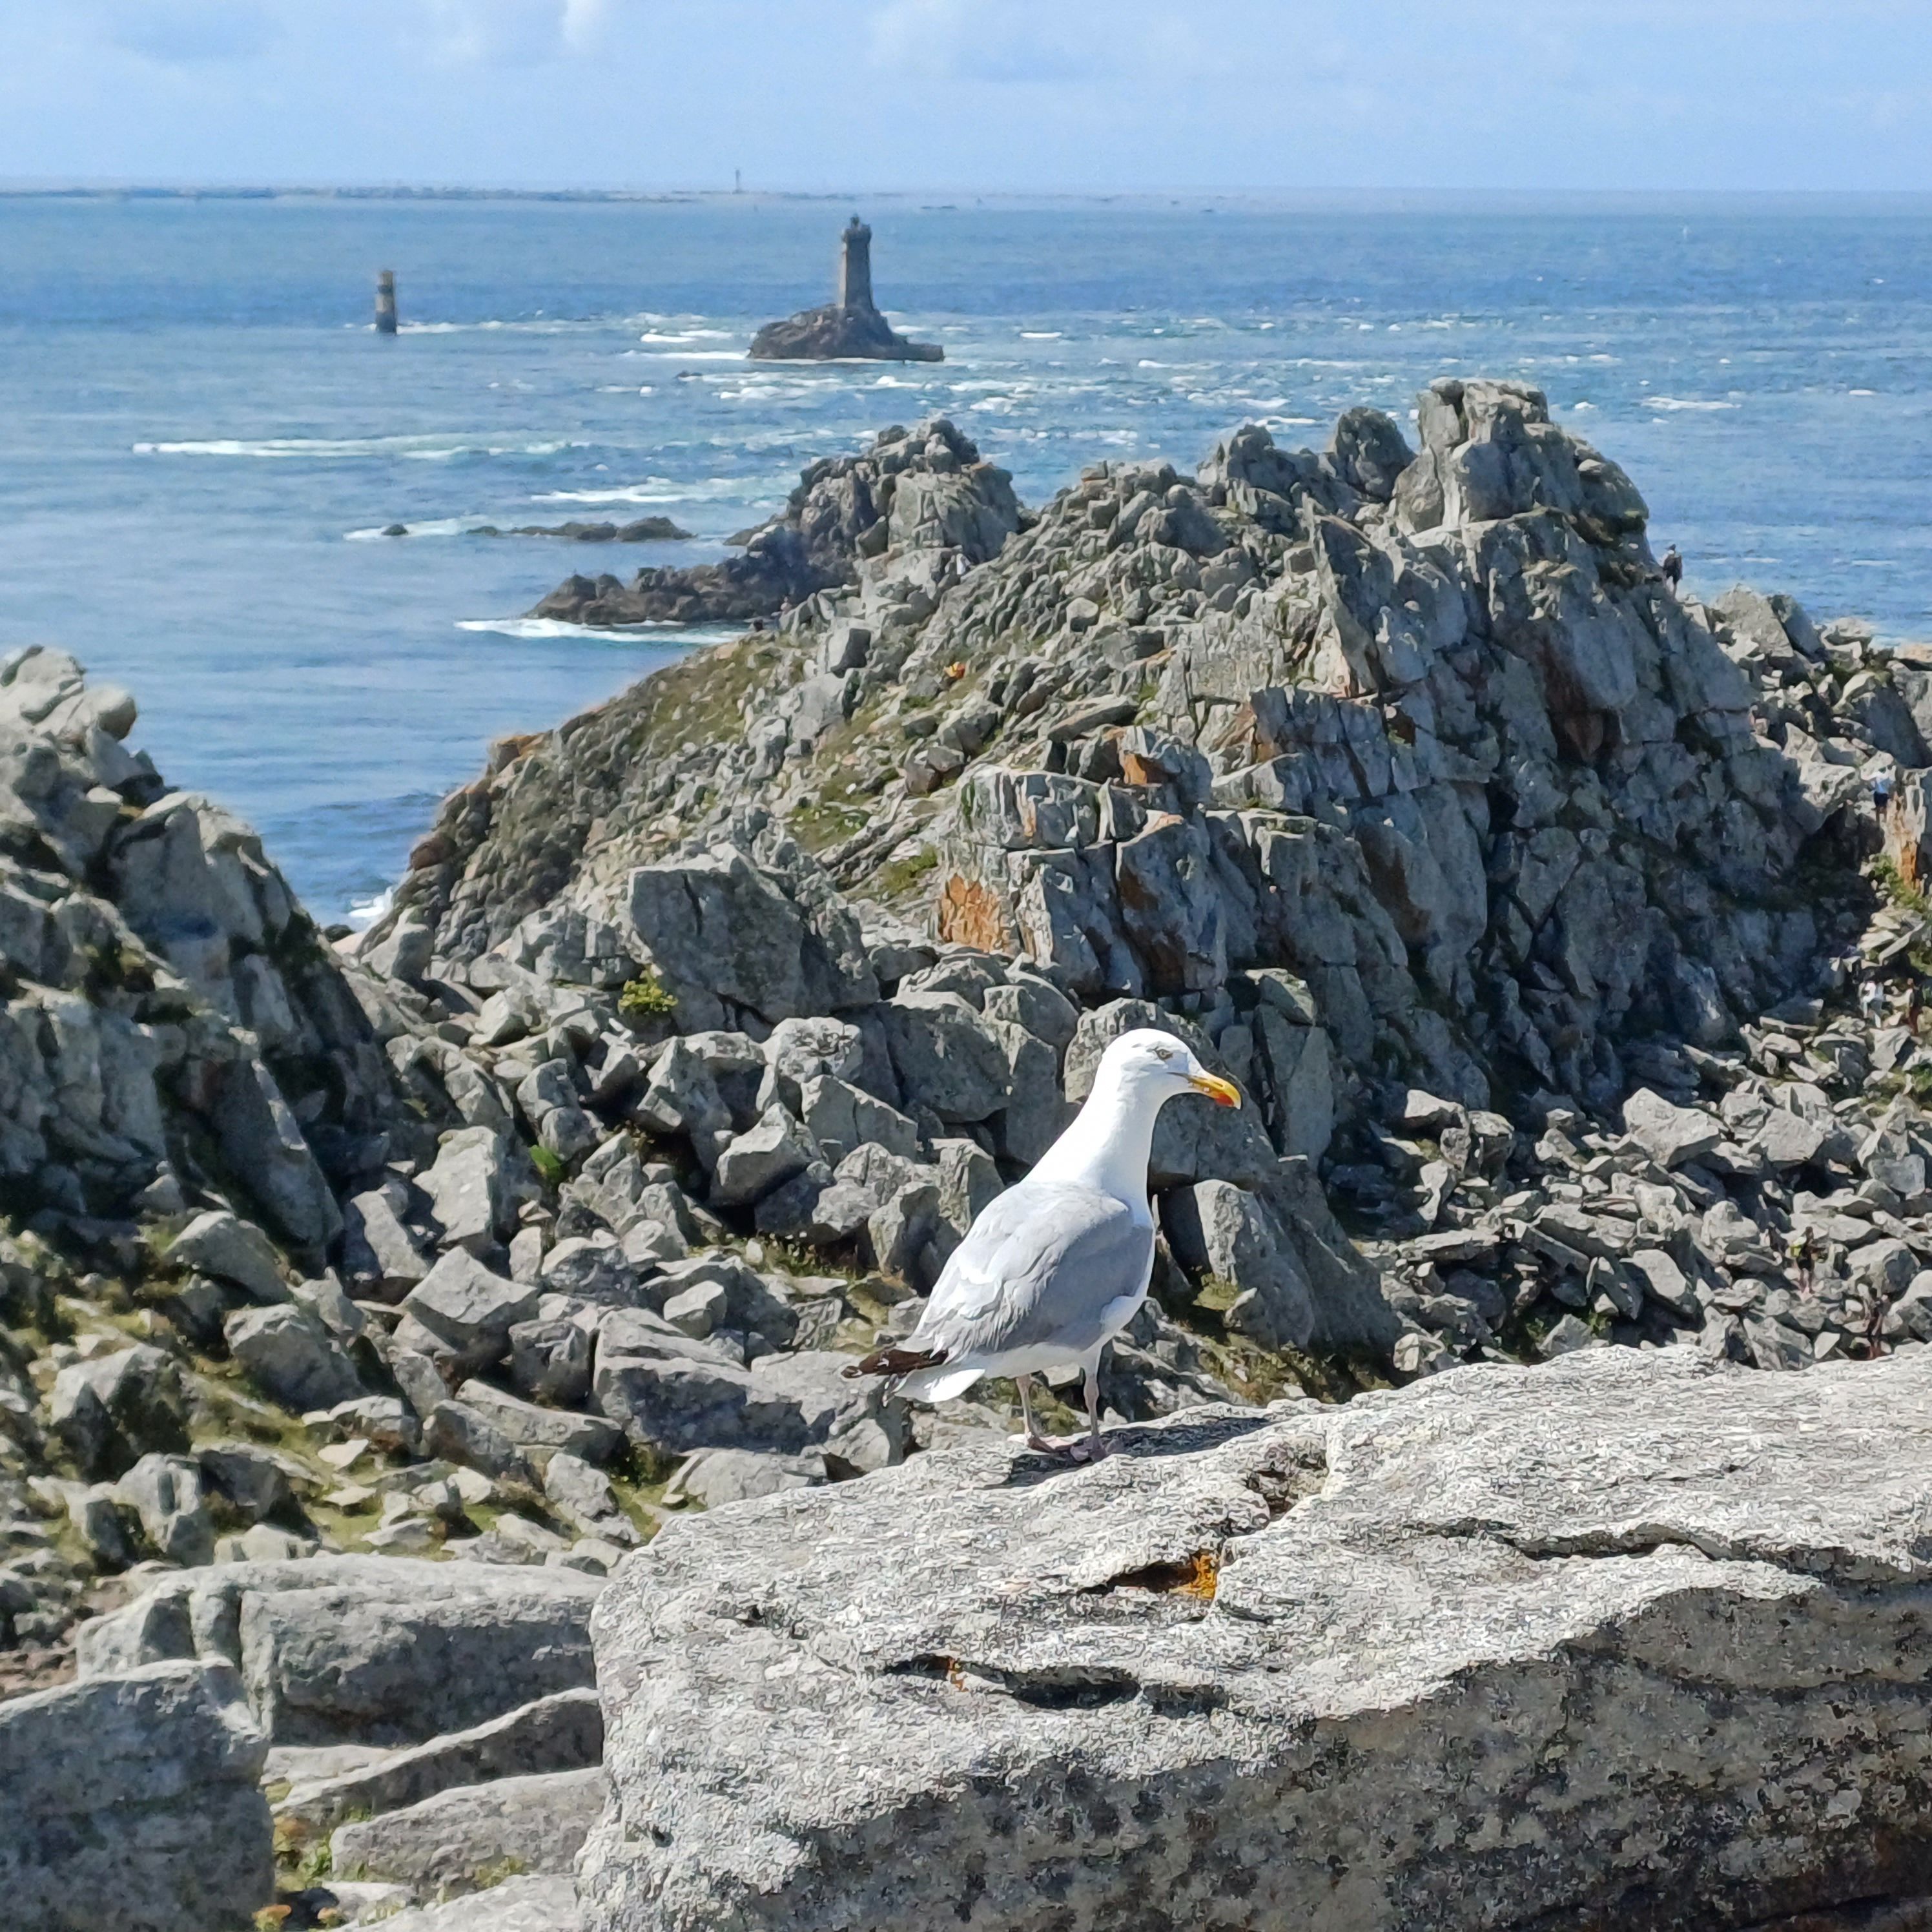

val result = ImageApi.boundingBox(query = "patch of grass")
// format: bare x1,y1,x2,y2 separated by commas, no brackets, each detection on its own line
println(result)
529,1145,566,1189
617,969,678,1021
1873,854,1931,921
875,845,939,897
472,1855,531,1891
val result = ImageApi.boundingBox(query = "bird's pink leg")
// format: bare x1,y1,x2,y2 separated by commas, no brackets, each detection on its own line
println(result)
1014,1374,1059,1454
1069,1367,1111,1461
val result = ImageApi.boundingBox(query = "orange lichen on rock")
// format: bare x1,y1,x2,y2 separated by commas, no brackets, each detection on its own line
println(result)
938,874,1014,952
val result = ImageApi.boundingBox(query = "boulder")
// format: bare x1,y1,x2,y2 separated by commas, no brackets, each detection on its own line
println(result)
0,1660,271,1932
592,1308,810,1457
420,1127,534,1255
319,1876,579,1932
710,1104,819,1207
112,1451,215,1567
581,1346,1932,1932
1621,1087,1723,1169
165,1208,285,1302
76,1556,602,1746
1161,1178,1315,1350
454,1378,622,1463
46,1342,187,1478
276,1687,602,1838
225,1302,364,1412
333,1765,606,1900
401,1250,544,1372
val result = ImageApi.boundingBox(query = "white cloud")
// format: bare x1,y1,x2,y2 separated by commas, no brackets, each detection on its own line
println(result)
416,0,616,65
868,0,1102,85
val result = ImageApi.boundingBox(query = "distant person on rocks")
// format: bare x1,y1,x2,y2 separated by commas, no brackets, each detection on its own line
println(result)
1660,545,1683,590
1873,773,1895,812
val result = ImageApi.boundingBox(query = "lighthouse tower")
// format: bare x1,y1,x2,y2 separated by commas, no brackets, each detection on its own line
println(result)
838,216,874,312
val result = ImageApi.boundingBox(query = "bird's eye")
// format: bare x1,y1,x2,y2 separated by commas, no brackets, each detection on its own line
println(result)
1154,1047,1174,1062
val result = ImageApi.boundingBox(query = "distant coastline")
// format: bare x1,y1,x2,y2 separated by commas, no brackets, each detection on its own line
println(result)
6,183,1932,213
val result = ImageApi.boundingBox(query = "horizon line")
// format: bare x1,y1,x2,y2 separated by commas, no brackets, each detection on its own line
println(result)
4,181,1932,208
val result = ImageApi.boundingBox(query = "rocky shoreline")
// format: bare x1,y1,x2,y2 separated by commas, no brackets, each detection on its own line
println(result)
8,381,1932,1928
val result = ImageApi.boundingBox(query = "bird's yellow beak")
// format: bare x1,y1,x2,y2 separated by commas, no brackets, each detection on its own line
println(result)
1189,1072,1242,1109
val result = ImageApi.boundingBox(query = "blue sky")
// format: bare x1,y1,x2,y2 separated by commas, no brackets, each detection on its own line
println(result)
1,1,1927,192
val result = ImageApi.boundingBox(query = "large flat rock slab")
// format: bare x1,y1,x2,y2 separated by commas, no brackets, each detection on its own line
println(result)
1,1659,271,1932
76,1556,602,1745
581,1347,1932,1932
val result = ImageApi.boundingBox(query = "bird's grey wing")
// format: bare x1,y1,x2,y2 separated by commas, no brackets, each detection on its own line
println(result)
912,1181,1152,1361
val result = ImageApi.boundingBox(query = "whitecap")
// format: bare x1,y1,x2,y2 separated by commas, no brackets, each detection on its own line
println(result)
345,517,480,540
1648,398,1737,412
346,885,394,930
457,617,743,644
136,433,589,460
1020,331,1063,340
622,349,747,362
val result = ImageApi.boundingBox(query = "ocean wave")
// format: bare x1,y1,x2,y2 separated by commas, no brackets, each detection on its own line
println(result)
1647,397,1738,412
345,885,394,930
136,434,590,460
1020,331,1063,340
622,349,746,362
345,517,481,540
637,329,737,344
457,616,745,643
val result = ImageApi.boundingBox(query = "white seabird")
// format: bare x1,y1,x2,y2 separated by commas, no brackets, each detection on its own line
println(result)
843,1027,1240,1459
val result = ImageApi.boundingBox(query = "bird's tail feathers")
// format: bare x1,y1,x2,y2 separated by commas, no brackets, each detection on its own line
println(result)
838,1346,981,1404
841,1344,949,1381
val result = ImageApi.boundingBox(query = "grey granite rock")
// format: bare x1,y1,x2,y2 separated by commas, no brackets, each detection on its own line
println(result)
581,1346,1932,1932
277,1686,602,1837
334,1765,606,1899
319,1873,580,1931
76,1556,602,1746
1,1660,271,1932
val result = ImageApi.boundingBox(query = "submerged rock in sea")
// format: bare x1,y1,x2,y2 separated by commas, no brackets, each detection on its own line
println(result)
581,1344,1932,1932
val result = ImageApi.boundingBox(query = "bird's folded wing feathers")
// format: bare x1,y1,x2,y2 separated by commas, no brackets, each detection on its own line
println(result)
911,1180,1153,1362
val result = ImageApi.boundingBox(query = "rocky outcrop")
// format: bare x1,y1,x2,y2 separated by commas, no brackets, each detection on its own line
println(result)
384,382,1932,1392
748,302,942,364
469,518,692,543
582,1344,1932,1932
528,418,1015,628
749,215,941,365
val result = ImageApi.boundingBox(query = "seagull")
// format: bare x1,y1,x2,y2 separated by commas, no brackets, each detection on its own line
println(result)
843,1027,1240,1460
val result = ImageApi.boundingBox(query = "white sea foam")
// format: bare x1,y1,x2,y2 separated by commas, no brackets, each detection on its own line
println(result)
637,329,737,344
457,617,742,643
345,517,481,540
136,434,590,460
1648,398,1738,412
622,349,746,362
345,885,394,930
1020,331,1063,340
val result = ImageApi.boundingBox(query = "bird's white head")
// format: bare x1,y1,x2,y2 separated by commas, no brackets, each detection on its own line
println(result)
1094,1027,1242,1111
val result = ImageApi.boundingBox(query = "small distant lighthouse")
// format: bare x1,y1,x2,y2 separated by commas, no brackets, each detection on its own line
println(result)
838,216,874,313
375,270,398,336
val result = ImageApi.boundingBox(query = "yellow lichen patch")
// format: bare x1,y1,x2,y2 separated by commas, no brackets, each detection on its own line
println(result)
1173,1549,1220,1601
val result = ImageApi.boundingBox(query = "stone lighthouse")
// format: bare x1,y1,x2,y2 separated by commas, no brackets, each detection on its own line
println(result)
838,216,874,313
750,214,941,363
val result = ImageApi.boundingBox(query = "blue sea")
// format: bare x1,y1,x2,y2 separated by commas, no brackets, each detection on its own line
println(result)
1,191,1929,923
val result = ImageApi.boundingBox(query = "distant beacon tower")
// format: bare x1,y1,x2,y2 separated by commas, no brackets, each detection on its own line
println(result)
838,216,874,312
375,270,398,336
